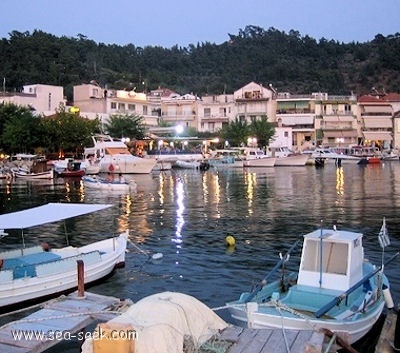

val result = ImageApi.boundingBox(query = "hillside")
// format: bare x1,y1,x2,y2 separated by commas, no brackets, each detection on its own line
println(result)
0,25,399,102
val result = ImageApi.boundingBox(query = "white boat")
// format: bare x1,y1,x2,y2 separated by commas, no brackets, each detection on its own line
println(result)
83,134,156,174
311,148,362,164
12,168,54,179
0,203,128,309
8,154,54,179
208,149,244,168
152,160,173,171
82,175,137,192
266,147,310,166
226,220,397,345
239,148,276,167
174,160,201,169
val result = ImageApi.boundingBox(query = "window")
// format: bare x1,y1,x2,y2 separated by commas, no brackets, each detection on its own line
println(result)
118,103,125,111
143,106,148,115
111,102,117,109
284,131,289,137
204,108,211,117
48,93,52,111
128,104,136,111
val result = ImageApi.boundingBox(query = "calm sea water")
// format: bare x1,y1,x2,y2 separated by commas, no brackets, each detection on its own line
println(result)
1,161,399,351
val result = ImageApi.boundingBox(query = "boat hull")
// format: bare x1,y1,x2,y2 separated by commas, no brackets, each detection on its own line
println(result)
99,156,156,174
274,154,310,166
243,157,276,167
82,176,136,192
228,299,384,344
13,169,54,179
0,231,128,308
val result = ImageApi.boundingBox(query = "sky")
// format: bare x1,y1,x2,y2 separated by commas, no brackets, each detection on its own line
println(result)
0,0,399,48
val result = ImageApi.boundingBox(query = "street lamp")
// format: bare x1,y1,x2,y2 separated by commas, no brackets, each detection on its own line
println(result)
247,137,257,148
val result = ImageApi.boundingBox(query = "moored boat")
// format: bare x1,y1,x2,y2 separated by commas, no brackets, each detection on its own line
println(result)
226,219,397,345
0,203,128,309
82,175,137,192
8,154,54,179
240,148,276,167
53,159,86,177
84,134,156,174
208,149,244,168
266,147,309,166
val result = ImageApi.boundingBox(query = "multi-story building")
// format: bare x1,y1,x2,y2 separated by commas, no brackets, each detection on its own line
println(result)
314,93,358,147
275,92,316,150
159,93,199,130
233,82,276,123
198,94,234,132
0,84,65,115
73,83,160,127
357,94,394,150
3,81,400,152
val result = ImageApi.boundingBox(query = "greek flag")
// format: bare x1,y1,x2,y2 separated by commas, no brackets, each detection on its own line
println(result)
378,217,390,248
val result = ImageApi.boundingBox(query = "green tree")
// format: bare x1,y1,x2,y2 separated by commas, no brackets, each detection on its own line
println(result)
104,114,145,140
40,108,100,156
2,110,41,153
220,118,249,147
249,116,275,148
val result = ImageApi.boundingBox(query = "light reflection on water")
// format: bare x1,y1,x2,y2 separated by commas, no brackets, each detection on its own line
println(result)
0,163,400,330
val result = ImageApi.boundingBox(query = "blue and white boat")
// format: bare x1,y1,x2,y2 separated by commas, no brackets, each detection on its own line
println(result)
226,220,397,345
0,203,128,309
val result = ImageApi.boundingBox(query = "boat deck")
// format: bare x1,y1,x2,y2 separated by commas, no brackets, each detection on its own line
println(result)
198,325,325,353
0,291,126,353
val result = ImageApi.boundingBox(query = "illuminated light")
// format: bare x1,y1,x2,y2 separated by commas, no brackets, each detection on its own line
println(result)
69,106,80,113
175,125,184,134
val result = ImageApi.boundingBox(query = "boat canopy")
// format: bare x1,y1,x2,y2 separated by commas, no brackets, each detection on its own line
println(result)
0,203,112,230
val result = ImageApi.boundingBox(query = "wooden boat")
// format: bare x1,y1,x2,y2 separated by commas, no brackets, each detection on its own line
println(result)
9,154,54,179
226,220,397,345
0,203,128,309
12,168,54,179
82,175,137,192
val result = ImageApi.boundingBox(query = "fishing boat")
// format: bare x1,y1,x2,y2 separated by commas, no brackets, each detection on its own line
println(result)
0,203,128,309
53,159,86,177
9,154,54,179
226,220,397,345
82,175,137,192
208,149,244,169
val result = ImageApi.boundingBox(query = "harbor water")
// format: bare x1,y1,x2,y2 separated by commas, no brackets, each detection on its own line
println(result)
1,161,400,351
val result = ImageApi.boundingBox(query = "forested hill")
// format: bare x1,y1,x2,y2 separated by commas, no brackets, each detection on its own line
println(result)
0,25,399,102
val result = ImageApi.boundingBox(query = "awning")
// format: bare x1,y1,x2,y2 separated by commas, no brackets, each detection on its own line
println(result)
323,130,358,138
280,116,314,125
0,203,112,230
362,131,393,141
363,118,392,128
323,116,355,122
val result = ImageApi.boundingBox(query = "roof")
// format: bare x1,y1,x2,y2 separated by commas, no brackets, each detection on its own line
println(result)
0,203,112,230
304,228,362,242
